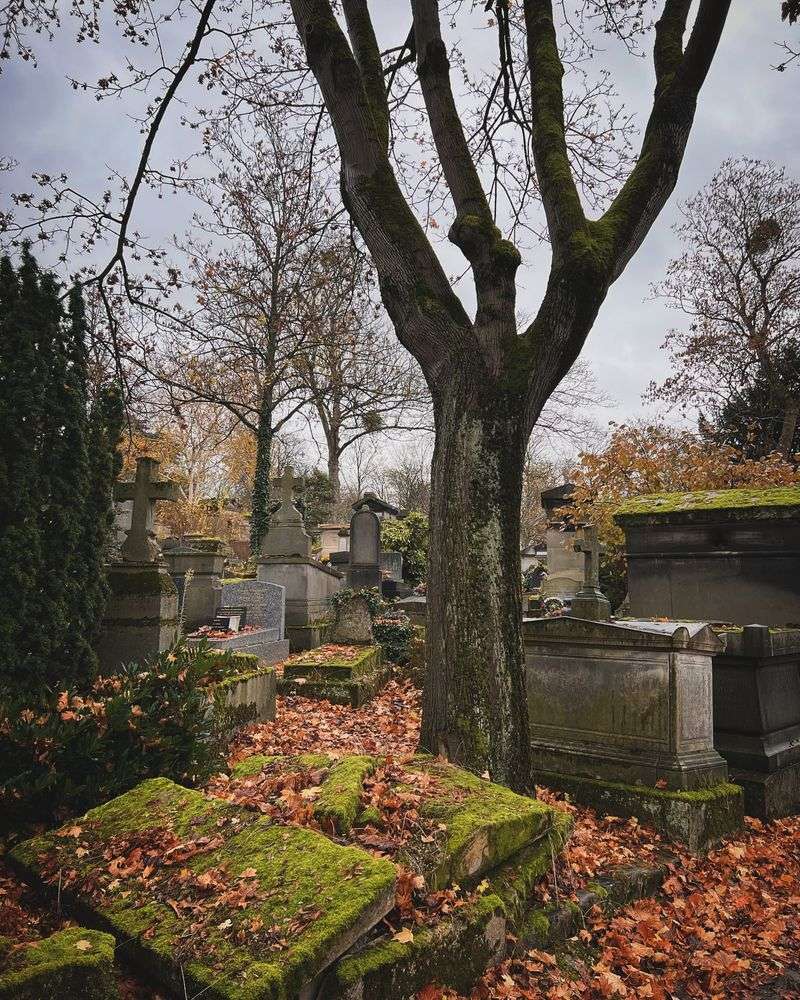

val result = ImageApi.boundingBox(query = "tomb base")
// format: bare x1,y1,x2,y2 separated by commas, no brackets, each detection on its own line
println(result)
163,537,226,631
257,556,342,625
95,562,178,673
287,622,332,652
535,770,743,854
712,625,800,818
727,764,800,821
278,645,388,707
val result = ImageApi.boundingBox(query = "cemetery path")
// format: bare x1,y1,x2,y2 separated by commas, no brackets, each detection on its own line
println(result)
1,678,798,999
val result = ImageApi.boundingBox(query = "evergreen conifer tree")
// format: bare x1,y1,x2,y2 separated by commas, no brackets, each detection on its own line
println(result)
0,251,123,690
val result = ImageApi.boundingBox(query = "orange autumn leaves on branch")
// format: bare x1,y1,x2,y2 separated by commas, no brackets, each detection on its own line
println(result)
568,422,800,548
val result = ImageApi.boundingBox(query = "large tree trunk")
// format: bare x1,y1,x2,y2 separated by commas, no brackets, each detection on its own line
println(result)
420,369,532,793
778,396,799,460
327,446,341,508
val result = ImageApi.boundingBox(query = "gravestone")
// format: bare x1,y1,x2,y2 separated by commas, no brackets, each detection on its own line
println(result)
523,616,742,851
222,579,285,639
614,487,800,626
346,505,382,591
380,550,404,582
95,457,180,673
163,535,226,631
262,466,312,558
570,524,611,621
331,594,374,645
257,468,342,647
540,484,583,601
188,579,289,663
614,487,800,819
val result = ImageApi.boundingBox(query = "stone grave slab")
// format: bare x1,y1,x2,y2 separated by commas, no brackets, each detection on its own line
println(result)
0,927,118,1000
346,507,382,591
9,778,396,1000
220,754,572,1000
221,579,285,639
278,645,387,707
331,594,374,644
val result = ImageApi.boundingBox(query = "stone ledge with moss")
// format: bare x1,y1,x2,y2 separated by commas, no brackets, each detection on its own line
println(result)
0,927,118,1000
9,778,397,1000
534,772,743,854
8,757,573,1000
277,644,388,707
614,486,800,520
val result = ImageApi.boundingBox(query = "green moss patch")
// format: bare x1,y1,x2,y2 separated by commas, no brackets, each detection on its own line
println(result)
615,486,800,518
283,645,381,681
9,778,396,1000
399,757,558,890
315,756,377,834
0,927,118,1000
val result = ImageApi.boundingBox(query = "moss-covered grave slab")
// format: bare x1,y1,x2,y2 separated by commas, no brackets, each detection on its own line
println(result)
277,645,388,707
0,927,118,1000
9,778,396,1000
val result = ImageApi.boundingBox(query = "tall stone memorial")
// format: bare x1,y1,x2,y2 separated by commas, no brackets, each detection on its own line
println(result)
570,524,611,621
540,484,584,602
614,487,800,819
257,467,342,649
96,457,180,672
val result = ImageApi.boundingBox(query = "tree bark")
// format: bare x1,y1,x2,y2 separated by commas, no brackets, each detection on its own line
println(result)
778,396,799,460
327,447,341,507
420,367,531,792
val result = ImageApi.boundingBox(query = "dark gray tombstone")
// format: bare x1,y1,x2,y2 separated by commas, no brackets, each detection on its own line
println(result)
221,580,285,640
347,507,382,591
614,487,800,626
712,625,800,819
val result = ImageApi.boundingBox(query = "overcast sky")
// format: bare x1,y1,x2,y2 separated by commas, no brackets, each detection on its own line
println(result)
1,4,798,443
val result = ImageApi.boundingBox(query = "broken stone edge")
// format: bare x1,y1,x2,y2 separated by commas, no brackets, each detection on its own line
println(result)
0,927,118,1000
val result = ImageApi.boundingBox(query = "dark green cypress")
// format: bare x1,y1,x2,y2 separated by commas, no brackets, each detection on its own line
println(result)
79,382,124,672
0,251,46,683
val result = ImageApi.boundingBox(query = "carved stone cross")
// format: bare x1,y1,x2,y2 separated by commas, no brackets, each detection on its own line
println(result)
114,457,180,563
271,465,304,508
574,524,604,591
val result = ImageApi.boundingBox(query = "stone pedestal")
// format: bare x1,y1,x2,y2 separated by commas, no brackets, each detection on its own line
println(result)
163,537,226,631
614,488,800,626
96,562,178,673
257,556,342,626
712,624,800,818
541,526,583,600
523,616,742,851
570,587,611,622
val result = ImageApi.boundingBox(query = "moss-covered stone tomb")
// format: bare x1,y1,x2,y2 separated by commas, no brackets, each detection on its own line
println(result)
9,756,571,999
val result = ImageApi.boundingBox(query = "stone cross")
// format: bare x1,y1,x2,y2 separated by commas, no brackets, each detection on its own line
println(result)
114,457,180,563
271,466,304,509
574,524,604,590
571,523,611,621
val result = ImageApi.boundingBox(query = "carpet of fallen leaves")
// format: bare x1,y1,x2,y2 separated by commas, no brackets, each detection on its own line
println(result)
2,679,799,999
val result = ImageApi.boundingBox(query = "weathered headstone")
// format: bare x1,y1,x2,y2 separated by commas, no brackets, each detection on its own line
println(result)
95,457,180,673
347,506,382,591
523,616,743,851
331,594,374,645
570,524,611,621
380,550,403,582
163,535,226,631
540,483,583,601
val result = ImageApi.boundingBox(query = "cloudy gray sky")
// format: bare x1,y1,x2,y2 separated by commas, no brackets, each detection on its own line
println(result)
1,4,798,438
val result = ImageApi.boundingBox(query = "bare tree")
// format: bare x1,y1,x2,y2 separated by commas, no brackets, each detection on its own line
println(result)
1,0,732,786
648,158,800,460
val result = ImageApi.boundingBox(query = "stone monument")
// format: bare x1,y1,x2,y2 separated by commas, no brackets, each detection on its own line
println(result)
614,487,800,819
163,535,226,631
523,616,743,851
257,466,342,648
188,579,290,664
95,457,180,672
347,505,382,591
331,594,374,645
540,484,583,601
570,525,611,621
